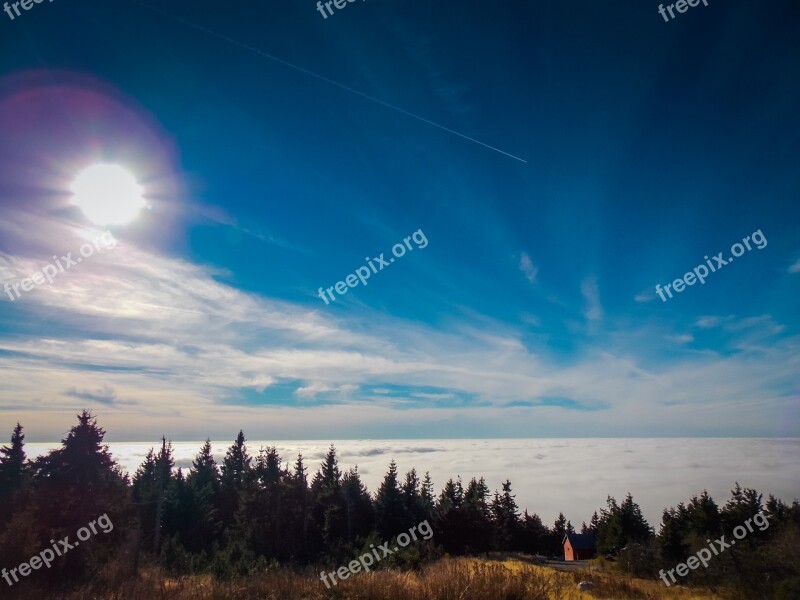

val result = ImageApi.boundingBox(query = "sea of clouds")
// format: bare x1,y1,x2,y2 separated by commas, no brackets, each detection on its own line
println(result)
25,438,800,526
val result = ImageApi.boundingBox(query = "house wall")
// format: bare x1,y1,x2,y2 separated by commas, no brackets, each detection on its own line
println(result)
564,541,596,561
564,540,574,561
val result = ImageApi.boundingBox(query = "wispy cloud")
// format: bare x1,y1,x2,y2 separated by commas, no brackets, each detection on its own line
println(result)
519,252,538,283
65,384,118,405
581,277,603,322
695,316,721,329
1,214,798,439
789,259,800,274
666,334,694,345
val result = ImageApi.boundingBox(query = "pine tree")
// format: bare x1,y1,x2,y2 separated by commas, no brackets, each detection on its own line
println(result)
402,468,427,529
153,437,175,553
519,510,549,555
184,439,221,552
36,411,128,526
492,480,520,550
342,466,375,544
721,483,763,531
463,477,493,552
285,454,310,559
0,423,26,500
311,445,347,554
188,440,220,496
435,477,467,554
375,460,406,539
236,446,283,559
589,510,600,535
312,445,341,491
551,512,569,555
658,504,690,565
619,493,653,543
420,471,436,520
219,431,252,530
30,412,128,583
437,477,463,513
687,490,721,538
0,423,27,534
594,494,653,554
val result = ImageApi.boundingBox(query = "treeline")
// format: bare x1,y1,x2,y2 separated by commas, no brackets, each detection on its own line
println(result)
1,411,799,598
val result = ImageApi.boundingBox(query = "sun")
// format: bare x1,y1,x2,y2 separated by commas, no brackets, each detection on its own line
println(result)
71,164,146,226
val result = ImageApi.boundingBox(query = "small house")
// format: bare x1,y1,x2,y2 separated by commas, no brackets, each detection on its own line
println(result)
563,532,596,561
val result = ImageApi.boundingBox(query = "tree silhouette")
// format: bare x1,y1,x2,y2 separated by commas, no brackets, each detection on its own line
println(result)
375,460,406,539
0,422,26,501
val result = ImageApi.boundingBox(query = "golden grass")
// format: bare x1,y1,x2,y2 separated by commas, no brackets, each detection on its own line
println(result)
13,556,724,600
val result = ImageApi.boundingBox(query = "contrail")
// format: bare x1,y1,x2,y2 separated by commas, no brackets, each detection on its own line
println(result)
131,1,527,164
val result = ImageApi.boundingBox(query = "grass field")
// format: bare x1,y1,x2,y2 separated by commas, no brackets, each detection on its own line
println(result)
19,556,724,600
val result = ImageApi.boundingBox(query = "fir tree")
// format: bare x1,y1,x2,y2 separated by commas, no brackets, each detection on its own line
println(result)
492,480,520,550
375,460,406,539
0,423,26,500
219,430,252,529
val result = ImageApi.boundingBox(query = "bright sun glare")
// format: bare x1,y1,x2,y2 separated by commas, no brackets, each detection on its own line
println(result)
71,164,146,226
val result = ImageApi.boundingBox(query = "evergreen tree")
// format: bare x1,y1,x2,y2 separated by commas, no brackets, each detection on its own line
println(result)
463,477,493,552
219,431,252,530
342,466,375,544
686,490,721,538
595,494,653,554
185,440,222,552
658,504,691,565
551,512,569,556
36,411,128,527
402,468,428,529
519,510,549,555
238,446,285,559
375,460,406,539
285,454,310,560
188,440,220,496
721,483,763,532
311,445,347,554
132,438,176,554
766,494,791,525
492,480,520,551
588,510,600,535
435,477,467,553
0,423,26,500
420,471,436,521
27,412,128,584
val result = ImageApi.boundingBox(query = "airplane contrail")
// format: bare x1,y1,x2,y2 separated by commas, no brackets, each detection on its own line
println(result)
132,1,528,164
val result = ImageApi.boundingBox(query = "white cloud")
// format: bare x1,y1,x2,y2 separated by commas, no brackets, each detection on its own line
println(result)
581,277,603,321
695,316,721,329
519,252,538,283
666,334,694,344
635,289,655,303
1,214,798,440
22,439,800,528
789,259,800,274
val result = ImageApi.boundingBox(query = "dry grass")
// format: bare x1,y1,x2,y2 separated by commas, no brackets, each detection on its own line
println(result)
10,556,724,600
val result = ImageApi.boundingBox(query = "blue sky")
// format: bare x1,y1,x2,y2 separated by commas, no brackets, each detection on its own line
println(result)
0,0,798,441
